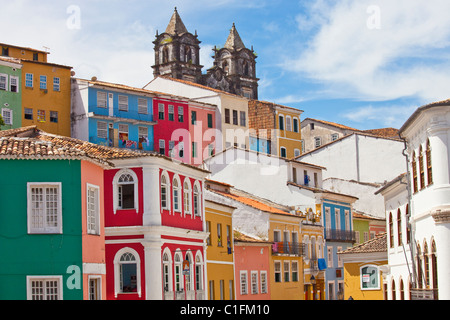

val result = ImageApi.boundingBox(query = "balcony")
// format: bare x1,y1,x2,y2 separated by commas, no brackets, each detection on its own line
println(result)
164,290,206,300
272,241,305,257
324,228,356,242
410,288,438,300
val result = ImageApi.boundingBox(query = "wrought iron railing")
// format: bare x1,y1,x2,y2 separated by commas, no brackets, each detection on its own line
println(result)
271,241,305,256
324,228,356,242
410,288,438,300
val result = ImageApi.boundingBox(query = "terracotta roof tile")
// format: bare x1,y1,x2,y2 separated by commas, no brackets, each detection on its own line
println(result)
339,232,387,254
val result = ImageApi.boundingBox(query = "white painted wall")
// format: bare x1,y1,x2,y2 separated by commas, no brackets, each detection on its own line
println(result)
70,78,90,141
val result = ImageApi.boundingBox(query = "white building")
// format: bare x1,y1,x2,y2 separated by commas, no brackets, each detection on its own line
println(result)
398,99,450,300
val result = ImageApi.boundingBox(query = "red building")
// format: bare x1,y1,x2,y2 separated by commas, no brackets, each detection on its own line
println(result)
104,154,210,300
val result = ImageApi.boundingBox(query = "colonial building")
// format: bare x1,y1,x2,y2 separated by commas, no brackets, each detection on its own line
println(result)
0,56,22,130
152,8,259,100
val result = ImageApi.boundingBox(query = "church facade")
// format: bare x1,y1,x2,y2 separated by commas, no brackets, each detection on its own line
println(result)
152,8,259,100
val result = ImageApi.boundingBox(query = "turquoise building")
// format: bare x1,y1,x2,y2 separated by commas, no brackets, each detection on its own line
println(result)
0,57,22,130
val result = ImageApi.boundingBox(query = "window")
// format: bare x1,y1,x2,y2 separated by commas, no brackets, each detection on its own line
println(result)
389,212,394,248
314,137,321,148
240,111,246,126
292,261,298,281
294,149,300,157
240,271,248,295
118,124,128,141
117,172,136,210
232,110,238,125
87,184,100,235
159,139,165,155
178,106,184,122
89,277,101,300
284,261,290,282
178,141,184,158
426,140,433,185
192,142,197,158
10,76,19,92
412,152,418,193
331,133,339,141
279,115,284,131
158,103,165,120
1,108,12,125
37,110,45,122
138,98,147,114
397,209,402,246
183,180,191,215
195,253,203,291
0,73,7,90
118,95,128,112
27,276,62,300
173,177,180,212
191,111,197,125
97,121,108,139
335,208,341,229
168,105,174,121
27,183,62,234
50,111,58,123
360,265,380,290
2,47,9,56
163,251,171,292
286,116,292,131
260,271,268,294
206,221,211,245
138,127,148,147
161,173,169,210
53,77,60,91
225,108,230,124
327,247,333,268
274,261,281,282
419,145,425,190
25,73,33,87
33,52,38,61
280,147,287,158
193,184,200,216
337,246,343,267
207,113,213,128
40,75,47,90
293,118,299,133
97,91,107,108
217,223,222,246
24,108,33,120
115,249,140,294
251,271,258,294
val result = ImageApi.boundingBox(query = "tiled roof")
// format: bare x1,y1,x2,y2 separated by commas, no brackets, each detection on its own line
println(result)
363,127,400,139
234,230,271,244
339,233,387,254
303,118,360,132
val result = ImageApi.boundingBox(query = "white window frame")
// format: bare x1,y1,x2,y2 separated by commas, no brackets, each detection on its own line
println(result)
53,77,60,92
87,183,100,235
260,271,268,294
27,276,63,300
97,121,108,139
327,247,333,268
335,208,341,230
292,261,299,282
160,171,170,211
283,261,290,282
137,98,148,114
162,248,173,293
183,178,192,216
27,182,62,234
314,137,322,148
240,271,248,295
25,73,33,88
0,73,8,90
286,116,292,131
174,250,184,292
97,91,107,108
360,264,380,290
1,108,12,125
10,75,19,93
337,246,343,268
113,169,139,213
113,247,141,297
274,261,282,282
251,271,258,294
39,75,47,90
193,181,201,217
331,133,339,141
172,175,181,212
294,148,300,157
88,275,102,300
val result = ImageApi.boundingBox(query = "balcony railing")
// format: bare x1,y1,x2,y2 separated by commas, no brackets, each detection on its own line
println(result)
164,290,206,300
324,228,356,242
272,241,305,256
410,288,438,300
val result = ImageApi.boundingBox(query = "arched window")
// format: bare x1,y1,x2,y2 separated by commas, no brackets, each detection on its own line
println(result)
195,251,203,291
183,179,191,215
397,209,402,246
113,248,141,297
162,249,172,294
222,61,229,74
193,182,201,217
243,61,249,76
389,212,394,248
278,115,284,131
400,278,405,300
419,146,425,190
162,46,169,64
184,45,192,63
280,147,287,158
174,251,183,292
416,244,423,289
431,240,438,296
286,116,292,131
391,279,396,300
412,152,418,193
423,241,430,288
406,204,411,244
185,251,194,293
114,169,138,213
173,176,181,212
426,139,433,185
161,173,170,210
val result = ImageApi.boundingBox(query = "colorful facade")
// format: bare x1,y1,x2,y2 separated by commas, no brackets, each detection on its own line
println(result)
1,43,72,137
0,57,22,130
204,197,236,300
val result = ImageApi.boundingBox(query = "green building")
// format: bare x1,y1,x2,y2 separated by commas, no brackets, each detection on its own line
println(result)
352,211,386,245
0,57,22,130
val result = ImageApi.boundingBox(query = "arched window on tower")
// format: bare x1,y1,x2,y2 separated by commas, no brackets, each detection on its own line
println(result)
416,244,423,289
419,145,425,190
397,209,402,246
243,61,249,76
431,240,438,299
423,241,430,288
222,61,229,75
389,212,394,248
426,139,433,186
163,47,169,64
184,45,192,63
412,152,418,193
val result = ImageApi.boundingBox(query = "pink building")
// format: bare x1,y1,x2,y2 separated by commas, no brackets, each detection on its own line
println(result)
189,101,217,166
233,231,272,300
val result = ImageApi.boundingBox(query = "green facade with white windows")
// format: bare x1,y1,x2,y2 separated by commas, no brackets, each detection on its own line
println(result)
0,58,22,130
0,159,83,300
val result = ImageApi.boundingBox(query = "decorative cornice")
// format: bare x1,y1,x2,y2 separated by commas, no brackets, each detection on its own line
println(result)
431,207,450,224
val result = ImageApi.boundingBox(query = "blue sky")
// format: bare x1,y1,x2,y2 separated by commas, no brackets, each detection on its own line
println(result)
2,0,450,130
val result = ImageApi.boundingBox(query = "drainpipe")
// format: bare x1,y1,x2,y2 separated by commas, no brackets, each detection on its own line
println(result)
401,138,418,288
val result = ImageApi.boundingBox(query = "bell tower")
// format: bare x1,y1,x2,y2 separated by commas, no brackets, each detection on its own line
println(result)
152,7,203,83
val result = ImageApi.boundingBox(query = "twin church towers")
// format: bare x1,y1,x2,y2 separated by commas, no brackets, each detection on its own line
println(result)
152,7,259,100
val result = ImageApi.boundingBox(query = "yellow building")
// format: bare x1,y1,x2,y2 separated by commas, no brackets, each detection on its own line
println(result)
248,100,303,159
338,233,387,300
204,192,236,300
0,43,72,137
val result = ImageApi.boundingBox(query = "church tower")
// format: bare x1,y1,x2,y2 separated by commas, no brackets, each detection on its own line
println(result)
152,8,203,83
205,23,259,99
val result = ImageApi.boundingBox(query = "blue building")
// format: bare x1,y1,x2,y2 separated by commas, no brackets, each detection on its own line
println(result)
322,193,358,300
71,78,157,151
249,135,271,154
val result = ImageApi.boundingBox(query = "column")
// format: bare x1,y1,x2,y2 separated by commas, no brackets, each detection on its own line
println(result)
142,165,161,226
143,237,163,300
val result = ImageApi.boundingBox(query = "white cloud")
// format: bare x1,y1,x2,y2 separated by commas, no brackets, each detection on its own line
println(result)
341,104,418,128
288,0,450,103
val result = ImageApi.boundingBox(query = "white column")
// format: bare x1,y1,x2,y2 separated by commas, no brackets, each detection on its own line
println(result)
143,236,163,300
432,208,450,300
142,165,161,226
